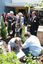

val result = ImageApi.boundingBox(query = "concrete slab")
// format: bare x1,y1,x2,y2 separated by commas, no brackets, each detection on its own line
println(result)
25,25,43,32
37,26,43,45
0,42,3,45
14,50,25,59
38,26,43,32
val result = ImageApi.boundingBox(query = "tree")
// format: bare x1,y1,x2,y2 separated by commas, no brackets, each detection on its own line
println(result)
25,0,43,7
1,16,7,39
34,0,43,6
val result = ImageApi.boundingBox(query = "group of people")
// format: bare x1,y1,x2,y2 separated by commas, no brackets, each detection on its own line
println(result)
1,11,42,57
1,11,24,37
1,11,40,37
8,32,41,57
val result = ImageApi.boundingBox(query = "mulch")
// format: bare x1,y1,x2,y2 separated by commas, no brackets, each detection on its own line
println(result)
1,36,43,64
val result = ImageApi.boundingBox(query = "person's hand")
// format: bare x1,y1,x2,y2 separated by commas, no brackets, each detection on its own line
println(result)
34,30,37,32
19,43,22,49
11,23,13,25
11,47,13,51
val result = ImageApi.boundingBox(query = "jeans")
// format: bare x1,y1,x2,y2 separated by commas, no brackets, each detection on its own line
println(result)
21,48,30,57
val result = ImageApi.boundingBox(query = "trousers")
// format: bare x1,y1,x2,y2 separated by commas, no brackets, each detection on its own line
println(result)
21,48,30,57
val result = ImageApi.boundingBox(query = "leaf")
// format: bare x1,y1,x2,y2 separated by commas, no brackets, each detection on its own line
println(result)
25,3,27,7
38,1,40,3
27,5,29,7
0,51,20,64
30,4,32,6
35,2,38,5
42,0,43,2
32,60,36,63
23,58,26,61
42,3,43,6
37,57,39,59
34,57,36,59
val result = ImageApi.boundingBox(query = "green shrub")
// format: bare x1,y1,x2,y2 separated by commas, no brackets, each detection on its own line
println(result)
24,51,39,64
0,51,20,64
40,49,43,55
1,28,7,39
0,47,4,54
22,26,26,43
1,16,7,39
0,43,20,64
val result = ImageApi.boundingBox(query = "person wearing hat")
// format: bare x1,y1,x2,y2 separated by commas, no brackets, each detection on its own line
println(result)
8,37,22,52
21,32,41,57
30,11,39,36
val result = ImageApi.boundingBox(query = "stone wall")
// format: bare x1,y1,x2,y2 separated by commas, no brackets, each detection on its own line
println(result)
37,31,43,45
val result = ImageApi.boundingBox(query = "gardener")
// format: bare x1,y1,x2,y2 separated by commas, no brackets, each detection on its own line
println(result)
21,32,41,57
8,37,22,52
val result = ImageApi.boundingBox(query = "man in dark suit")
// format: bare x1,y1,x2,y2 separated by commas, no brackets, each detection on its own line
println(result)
6,13,12,34
10,11,16,37
25,13,29,25
30,11,39,36
6,11,16,37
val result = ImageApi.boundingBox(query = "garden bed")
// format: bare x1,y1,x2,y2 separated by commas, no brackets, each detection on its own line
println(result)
1,36,43,64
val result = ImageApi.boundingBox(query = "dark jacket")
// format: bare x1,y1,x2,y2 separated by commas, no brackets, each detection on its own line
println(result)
30,16,39,36
26,15,29,24
6,16,16,30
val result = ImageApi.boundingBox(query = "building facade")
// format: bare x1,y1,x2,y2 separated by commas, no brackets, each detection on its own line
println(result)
0,0,42,18
0,0,12,18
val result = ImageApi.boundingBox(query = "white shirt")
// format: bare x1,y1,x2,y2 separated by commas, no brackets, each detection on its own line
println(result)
22,35,41,56
33,16,36,19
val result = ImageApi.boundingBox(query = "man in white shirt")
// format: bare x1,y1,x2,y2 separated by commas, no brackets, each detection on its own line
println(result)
8,37,22,52
22,32,41,57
